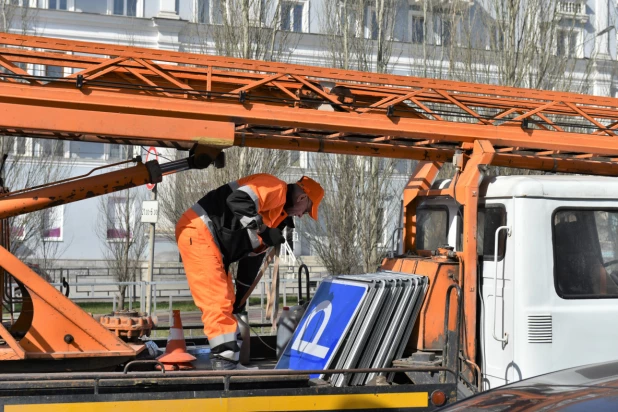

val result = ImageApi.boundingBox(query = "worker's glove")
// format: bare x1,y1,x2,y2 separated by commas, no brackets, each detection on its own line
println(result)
260,227,284,246
277,216,295,230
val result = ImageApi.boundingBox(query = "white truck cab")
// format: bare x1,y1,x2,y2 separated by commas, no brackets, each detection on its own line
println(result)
416,175,618,389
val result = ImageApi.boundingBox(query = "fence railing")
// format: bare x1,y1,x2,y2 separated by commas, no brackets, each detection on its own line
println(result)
4,276,324,325
45,266,187,284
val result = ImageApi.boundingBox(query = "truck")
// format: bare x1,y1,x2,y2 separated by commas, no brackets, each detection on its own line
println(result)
1,33,618,411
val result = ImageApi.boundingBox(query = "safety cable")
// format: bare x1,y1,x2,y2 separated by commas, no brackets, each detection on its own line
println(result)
236,314,277,352
139,146,175,163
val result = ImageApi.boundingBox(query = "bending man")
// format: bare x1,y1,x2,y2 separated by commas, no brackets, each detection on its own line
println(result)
176,174,324,370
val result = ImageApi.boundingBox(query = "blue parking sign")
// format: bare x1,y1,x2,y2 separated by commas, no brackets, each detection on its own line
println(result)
275,278,368,375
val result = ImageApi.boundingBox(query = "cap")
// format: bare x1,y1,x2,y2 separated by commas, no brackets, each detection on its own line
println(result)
296,176,324,220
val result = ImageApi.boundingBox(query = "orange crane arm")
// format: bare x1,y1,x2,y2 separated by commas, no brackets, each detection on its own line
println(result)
0,159,160,219
0,34,617,175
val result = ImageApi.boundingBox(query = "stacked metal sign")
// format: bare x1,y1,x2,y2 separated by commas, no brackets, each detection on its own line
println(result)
276,271,427,387
330,272,428,387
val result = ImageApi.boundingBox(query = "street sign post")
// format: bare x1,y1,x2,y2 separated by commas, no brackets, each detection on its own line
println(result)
144,146,159,314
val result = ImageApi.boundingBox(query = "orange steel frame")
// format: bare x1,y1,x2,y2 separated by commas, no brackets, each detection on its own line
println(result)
0,34,618,174
0,160,162,363
2,33,618,372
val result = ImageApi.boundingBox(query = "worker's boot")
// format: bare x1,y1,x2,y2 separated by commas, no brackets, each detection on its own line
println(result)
211,351,259,371
211,356,239,370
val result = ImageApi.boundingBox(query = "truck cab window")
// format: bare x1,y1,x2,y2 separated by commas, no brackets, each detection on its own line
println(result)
477,206,507,259
416,208,448,250
553,210,618,299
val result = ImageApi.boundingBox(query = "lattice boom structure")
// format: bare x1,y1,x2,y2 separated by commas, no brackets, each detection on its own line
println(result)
1,34,618,174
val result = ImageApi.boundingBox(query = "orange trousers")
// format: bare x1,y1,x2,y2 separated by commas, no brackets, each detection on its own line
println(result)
176,208,238,359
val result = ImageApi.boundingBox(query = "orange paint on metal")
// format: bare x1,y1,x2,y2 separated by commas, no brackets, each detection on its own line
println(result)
0,33,614,175
0,245,136,359
386,257,459,354
0,97,235,149
0,321,25,359
402,162,442,253
454,140,495,364
0,162,156,220
413,260,459,350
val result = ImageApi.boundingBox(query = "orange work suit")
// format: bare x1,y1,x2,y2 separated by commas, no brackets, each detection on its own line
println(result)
176,174,288,361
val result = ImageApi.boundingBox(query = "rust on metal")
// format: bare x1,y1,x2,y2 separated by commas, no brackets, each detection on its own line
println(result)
0,162,159,220
99,311,154,342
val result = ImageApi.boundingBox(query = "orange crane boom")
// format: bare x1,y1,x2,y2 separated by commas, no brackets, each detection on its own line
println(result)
0,34,617,175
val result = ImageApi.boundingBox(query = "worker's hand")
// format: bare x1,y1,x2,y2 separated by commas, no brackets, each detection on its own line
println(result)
260,228,285,246
277,216,295,230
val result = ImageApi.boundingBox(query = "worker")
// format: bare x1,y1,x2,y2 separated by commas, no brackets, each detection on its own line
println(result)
175,174,324,370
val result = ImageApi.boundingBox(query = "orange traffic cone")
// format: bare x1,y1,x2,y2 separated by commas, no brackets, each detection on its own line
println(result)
156,310,196,371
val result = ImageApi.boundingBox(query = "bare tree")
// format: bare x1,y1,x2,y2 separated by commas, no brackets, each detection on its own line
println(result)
187,0,301,62
159,0,301,235
302,0,400,275
445,0,596,91
0,0,38,34
97,186,148,310
320,0,397,73
302,154,399,275
398,0,600,180
0,138,72,263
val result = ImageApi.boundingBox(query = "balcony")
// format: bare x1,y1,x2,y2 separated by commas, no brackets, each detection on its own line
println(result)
557,1,588,23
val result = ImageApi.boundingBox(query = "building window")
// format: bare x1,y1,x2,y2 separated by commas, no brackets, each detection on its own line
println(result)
557,29,579,57
409,8,424,44
394,160,409,174
10,0,30,7
433,15,451,46
69,141,105,159
47,0,67,10
489,24,505,51
107,196,134,240
6,137,32,156
288,151,300,167
10,215,26,241
197,0,208,23
281,1,305,32
110,0,138,17
197,0,226,24
43,205,63,241
364,6,378,40
45,65,64,79
38,139,64,157
336,4,360,37
108,144,134,160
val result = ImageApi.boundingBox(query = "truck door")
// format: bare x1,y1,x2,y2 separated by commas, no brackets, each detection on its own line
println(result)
549,208,618,369
477,202,515,390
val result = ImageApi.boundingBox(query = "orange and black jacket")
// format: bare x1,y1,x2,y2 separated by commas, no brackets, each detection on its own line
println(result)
196,173,289,267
